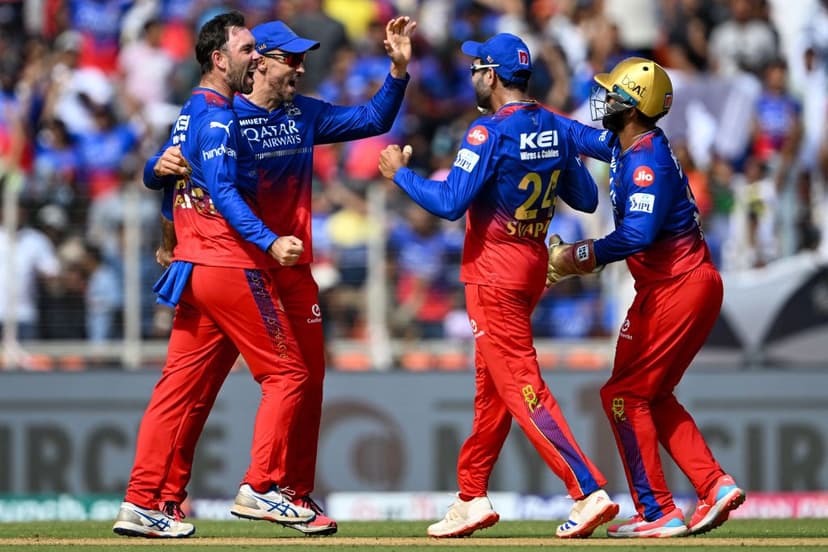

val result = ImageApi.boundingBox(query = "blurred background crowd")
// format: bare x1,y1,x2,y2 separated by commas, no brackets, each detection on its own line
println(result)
1,0,827,369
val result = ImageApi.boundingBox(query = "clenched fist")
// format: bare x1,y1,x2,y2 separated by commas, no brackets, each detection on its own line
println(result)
378,144,413,180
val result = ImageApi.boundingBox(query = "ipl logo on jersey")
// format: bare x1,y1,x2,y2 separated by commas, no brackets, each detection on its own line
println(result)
629,192,655,214
454,148,480,173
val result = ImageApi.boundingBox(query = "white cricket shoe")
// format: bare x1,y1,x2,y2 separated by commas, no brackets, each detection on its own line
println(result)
230,484,316,524
112,501,195,538
427,494,500,538
556,489,620,538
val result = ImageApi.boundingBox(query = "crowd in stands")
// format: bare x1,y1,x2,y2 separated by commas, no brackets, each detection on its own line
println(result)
1,0,827,351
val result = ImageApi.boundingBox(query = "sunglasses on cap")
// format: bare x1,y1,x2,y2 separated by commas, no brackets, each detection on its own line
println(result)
262,51,306,68
470,63,499,76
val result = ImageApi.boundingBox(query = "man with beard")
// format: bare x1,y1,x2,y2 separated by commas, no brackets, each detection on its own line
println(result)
378,33,619,539
548,57,746,537
113,11,316,538
142,16,415,536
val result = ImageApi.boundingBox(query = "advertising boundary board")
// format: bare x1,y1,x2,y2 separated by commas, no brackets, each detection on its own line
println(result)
0,371,825,499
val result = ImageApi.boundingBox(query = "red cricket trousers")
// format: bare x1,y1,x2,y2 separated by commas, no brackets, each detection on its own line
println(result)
157,264,326,504
458,284,607,499
270,264,325,497
599,263,725,521
125,265,309,509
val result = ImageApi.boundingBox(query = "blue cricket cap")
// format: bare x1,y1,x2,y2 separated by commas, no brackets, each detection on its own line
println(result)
461,33,532,85
252,21,320,54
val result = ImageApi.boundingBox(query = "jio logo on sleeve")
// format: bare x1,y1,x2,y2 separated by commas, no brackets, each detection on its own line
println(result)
633,166,655,187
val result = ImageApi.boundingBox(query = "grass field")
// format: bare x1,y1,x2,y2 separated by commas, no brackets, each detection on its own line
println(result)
1,519,827,552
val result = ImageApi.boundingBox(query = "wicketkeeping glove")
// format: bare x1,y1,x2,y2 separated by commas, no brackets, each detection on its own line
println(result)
546,234,602,287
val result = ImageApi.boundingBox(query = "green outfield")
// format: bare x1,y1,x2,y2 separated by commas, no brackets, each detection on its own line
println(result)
1,519,827,552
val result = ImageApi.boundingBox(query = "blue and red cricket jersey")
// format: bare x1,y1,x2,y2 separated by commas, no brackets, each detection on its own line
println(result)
565,122,709,283
145,87,275,268
394,101,599,291
233,72,408,267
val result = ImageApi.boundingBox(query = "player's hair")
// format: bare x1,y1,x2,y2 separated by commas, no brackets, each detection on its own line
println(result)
497,74,529,94
635,109,664,128
195,10,246,75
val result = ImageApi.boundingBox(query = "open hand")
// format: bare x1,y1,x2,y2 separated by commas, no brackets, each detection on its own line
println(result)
384,16,417,77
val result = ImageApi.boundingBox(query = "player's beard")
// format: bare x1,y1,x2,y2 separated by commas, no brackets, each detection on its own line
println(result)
228,57,255,95
602,110,626,134
271,73,299,106
474,78,493,114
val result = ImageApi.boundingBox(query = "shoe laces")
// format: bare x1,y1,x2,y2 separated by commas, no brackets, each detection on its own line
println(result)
297,494,325,514
570,492,598,519
280,487,325,514
570,499,586,518
444,502,465,521
161,501,186,522
616,514,644,525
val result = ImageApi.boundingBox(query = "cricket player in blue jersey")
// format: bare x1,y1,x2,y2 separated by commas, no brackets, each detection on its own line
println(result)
379,33,619,539
548,57,746,537
114,11,319,539
146,17,415,536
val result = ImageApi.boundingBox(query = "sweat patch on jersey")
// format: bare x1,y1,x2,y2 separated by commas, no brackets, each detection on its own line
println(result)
454,148,480,172
632,165,655,187
629,192,655,213
466,125,489,146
